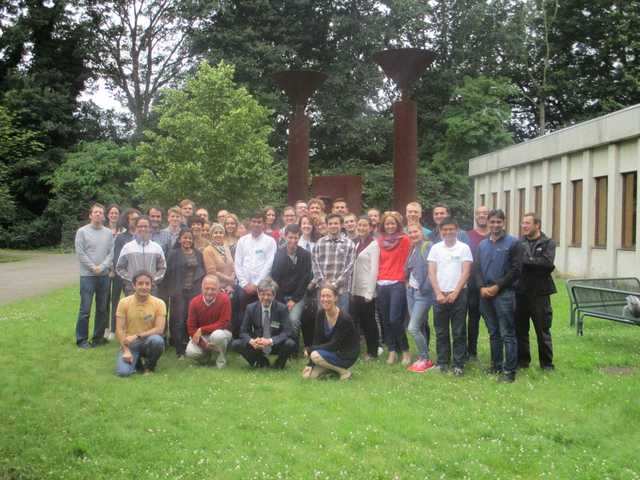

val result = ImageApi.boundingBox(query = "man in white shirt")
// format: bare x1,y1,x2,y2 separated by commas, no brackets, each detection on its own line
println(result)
233,210,277,337
427,217,473,376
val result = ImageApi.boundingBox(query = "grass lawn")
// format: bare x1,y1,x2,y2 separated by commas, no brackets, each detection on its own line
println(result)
1,282,639,479
0,249,31,264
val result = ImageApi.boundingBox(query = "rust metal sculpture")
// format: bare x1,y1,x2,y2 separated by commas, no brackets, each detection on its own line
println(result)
273,70,328,205
373,49,435,211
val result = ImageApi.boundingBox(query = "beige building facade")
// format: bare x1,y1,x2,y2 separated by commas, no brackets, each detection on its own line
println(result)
468,104,640,277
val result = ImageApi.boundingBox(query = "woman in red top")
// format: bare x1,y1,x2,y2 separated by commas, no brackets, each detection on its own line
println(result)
376,211,412,365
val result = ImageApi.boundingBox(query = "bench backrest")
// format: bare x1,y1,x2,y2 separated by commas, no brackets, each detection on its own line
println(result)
570,284,640,322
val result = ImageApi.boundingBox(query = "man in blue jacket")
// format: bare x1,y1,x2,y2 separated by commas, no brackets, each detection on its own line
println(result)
475,209,522,383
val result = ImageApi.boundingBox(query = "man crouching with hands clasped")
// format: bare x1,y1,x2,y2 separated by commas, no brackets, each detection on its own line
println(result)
231,277,296,369
115,271,166,376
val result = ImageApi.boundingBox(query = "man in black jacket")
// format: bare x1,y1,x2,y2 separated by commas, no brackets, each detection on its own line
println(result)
516,213,556,371
231,277,296,369
270,224,313,346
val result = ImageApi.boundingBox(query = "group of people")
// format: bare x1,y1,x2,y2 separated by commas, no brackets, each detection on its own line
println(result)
75,196,557,383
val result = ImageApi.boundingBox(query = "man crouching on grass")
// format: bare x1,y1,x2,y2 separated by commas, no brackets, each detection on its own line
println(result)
185,275,233,368
115,271,166,377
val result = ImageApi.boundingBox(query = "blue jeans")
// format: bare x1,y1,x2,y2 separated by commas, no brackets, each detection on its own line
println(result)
283,296,306,334
76,275,110,345
480,289,517,375
406,287,434,360
116,335,165,376
376,282,408,353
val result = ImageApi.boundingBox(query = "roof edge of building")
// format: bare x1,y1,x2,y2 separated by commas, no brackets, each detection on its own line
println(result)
468,103,640,177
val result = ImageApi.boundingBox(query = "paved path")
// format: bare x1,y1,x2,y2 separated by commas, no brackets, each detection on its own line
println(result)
0,253,78,305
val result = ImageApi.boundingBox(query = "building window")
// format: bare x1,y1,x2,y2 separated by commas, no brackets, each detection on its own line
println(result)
480,194,485,206
622,171,637,249
571,180,583,246
491,192,497,209
534,185,542,216
595,176,608,247
518,188,526,235
551,183,561,244
504,190,511,232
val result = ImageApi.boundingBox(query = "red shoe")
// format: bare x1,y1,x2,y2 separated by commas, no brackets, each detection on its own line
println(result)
407,359,434,373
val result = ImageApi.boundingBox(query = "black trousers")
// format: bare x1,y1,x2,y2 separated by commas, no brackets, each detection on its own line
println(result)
110,275,124,331
300,292,317,350
169,287,199,355
515,294,554,368
433,290,468,369
351,295,379,357
466,285,482,357
231,338,296,369
232,286,258,338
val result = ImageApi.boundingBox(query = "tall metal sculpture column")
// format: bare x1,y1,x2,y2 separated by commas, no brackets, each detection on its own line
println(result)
273,70,328,205
373,49,434,211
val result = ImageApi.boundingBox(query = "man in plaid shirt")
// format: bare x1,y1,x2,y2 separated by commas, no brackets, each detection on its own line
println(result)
310,213,356,314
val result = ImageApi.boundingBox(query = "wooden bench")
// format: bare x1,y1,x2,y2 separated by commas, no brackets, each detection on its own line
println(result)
566,277,640,335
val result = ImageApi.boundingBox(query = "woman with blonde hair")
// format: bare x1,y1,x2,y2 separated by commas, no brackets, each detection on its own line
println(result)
223,213,240,255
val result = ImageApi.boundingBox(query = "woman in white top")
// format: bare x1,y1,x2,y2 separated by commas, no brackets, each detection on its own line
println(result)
297,215,317,252
350,216,380,360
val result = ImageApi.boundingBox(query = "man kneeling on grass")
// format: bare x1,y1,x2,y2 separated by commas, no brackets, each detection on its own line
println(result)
115,271,166,377
185,275,233,368
231,277,296,369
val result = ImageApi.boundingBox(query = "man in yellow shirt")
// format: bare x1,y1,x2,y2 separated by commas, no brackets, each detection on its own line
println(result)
115,271,166,376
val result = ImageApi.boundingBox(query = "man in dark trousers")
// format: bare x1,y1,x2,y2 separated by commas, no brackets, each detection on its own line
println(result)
516,213,556,371
231,277,296,369
475,209,522,383
270,224,313,347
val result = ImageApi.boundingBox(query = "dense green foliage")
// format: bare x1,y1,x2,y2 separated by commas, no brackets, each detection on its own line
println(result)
135,62,282,214
2,0,640,243
47,141,140,247
1,283,639,478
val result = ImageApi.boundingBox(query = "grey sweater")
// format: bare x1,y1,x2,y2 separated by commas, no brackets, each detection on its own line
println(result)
75,223,114,277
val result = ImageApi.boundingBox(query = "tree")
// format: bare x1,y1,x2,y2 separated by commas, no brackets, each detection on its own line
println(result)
0,0,95,246
187,0,393,171
0,105,43,225
46,140,140,247
86,0,194,134
135,61,282,212
428,76,518,226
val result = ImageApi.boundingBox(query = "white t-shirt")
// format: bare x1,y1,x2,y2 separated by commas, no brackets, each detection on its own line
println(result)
427,240,473,292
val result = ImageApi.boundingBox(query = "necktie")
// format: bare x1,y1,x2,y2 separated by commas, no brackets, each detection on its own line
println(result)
262,308,272,355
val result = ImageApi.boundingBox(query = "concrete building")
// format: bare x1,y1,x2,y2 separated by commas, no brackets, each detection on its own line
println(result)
468,104,640,277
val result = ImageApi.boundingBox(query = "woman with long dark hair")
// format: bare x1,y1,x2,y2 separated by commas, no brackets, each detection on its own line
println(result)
164,229,205,358
263,206,281,242
351,216,380,360
303,283,360,380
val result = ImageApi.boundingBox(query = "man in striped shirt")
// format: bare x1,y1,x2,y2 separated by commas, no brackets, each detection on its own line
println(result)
310,213,356,314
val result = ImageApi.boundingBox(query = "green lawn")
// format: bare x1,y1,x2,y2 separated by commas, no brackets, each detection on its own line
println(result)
0,249,31,263
1,283,639,479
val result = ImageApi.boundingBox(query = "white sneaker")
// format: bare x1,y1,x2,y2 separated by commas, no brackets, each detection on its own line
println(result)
104,330,115,341
377,346,384,357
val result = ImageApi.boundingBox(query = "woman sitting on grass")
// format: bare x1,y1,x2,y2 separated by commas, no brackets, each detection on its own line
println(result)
303,283,359,380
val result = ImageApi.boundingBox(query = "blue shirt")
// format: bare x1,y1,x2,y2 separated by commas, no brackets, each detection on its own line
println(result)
476,234,521,289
